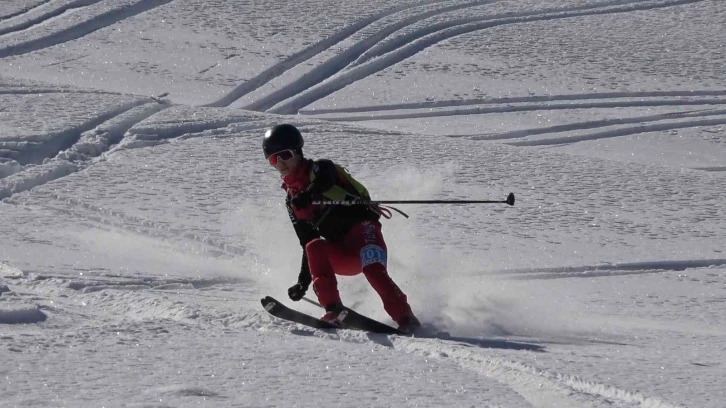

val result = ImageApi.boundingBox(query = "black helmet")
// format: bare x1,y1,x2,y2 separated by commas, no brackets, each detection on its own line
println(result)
263,124,304,158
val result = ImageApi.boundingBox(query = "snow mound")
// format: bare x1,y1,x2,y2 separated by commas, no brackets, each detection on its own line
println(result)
0,303,47,324
0,158,22,178
0,262,25,278
0,159,78,200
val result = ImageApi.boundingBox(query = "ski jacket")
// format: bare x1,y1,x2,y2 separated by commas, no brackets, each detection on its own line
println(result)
281,158,381,287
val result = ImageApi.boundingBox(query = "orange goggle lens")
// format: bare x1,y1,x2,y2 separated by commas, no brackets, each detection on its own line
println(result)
269,149,295,166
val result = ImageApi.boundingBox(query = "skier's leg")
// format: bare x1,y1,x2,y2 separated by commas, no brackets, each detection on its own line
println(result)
342,221,415,323
363,261,413,323
305,238,342,310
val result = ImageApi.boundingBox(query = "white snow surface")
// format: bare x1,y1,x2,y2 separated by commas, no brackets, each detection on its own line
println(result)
1,0,725,407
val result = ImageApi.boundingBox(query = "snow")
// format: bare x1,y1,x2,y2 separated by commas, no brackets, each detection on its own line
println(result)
1,0,725,407
0,303,47,324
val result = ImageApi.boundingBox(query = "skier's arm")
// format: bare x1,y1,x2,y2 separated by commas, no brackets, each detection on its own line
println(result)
297,251,312,288
288,247,312,301
286,197,318,299
288,199,319,246
306,159,337,194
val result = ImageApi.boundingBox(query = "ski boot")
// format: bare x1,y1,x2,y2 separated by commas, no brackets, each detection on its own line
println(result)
321,303,345,327
396,314,421,334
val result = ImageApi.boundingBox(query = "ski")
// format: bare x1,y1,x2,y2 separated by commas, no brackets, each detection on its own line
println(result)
335,307,406,335
261,296,407,335
261,296,338,330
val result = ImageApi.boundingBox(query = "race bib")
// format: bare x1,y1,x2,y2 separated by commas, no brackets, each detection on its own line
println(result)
360,244,387,268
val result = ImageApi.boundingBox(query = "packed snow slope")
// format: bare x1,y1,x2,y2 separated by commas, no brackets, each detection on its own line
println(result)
1,1,725,407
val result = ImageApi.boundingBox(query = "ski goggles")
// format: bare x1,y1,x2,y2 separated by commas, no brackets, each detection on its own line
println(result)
268,149,296,166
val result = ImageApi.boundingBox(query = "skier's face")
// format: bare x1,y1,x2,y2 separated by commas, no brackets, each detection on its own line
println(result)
271,150,302,176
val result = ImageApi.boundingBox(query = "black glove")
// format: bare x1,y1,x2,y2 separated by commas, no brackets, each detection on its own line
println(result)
291,190,313,209
288,282,308,301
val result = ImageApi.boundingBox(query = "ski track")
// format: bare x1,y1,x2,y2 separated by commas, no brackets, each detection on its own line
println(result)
122,117,270,146
214,0,685,111
317,98,726,122
204,0,454,108
0,88,121,96
0,1,53,22
0,98,169,200
470,108,726,141
349,0,663,67
263,0,707,114
299,90,726,115
3,264,687,408
492,258,726,280
394,338,684,408
0,0,175,58
0,0,101,37
305,97,726,148
0,100,276,203
294,90,726,147
7,100,155,165
240,0,498,112
507,116,726,146
2,105,269,257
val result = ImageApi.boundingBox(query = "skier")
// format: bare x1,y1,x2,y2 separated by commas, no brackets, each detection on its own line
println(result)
263,124,421,333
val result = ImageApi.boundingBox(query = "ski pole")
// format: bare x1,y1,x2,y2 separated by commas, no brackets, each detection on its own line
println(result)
302,296,323,309
313,192,515,206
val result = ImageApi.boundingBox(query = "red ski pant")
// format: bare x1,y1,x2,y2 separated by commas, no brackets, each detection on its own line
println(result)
305,220,413,323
